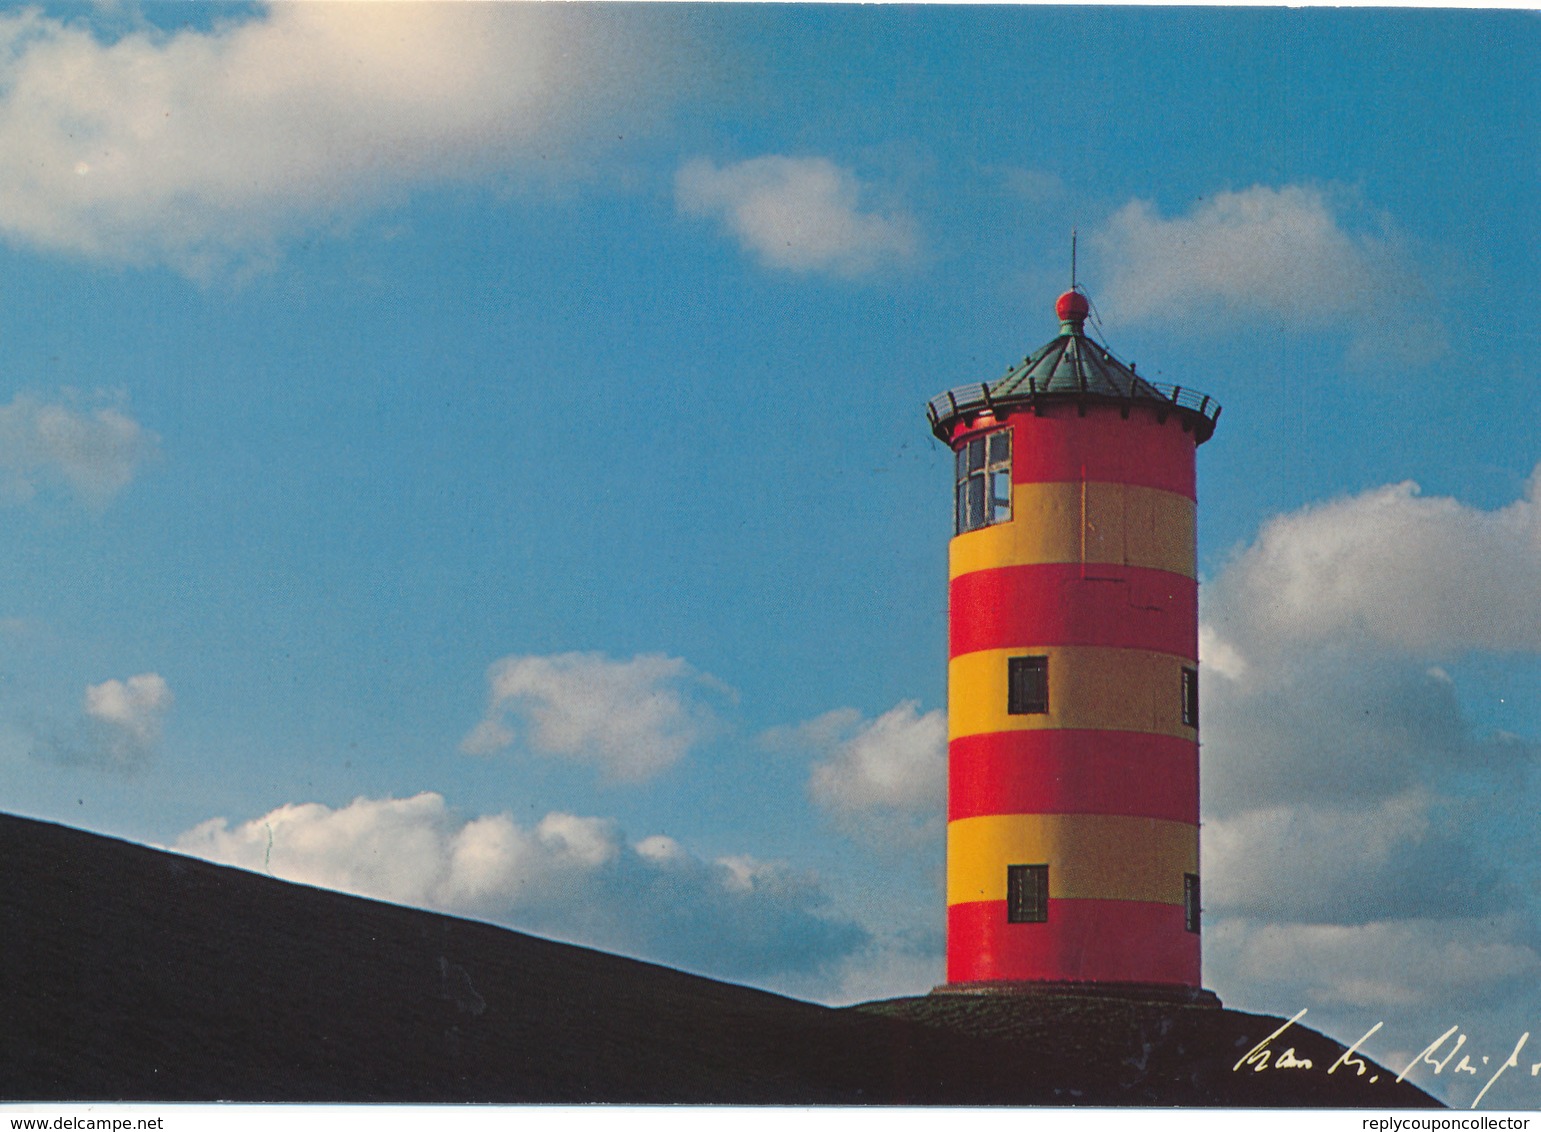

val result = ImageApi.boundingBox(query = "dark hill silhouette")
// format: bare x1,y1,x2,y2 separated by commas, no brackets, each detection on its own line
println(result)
0,813,1437,1106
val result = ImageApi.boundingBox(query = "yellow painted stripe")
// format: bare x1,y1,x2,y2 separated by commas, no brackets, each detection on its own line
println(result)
950,481,1195,580
948,645,1194,741
947,813,1197,906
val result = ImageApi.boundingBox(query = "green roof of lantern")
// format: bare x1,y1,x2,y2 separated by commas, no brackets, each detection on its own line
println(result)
925,290,1221,445
992,329,1168,401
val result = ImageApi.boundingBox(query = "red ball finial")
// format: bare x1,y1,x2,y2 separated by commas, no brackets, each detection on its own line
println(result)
1056,289,1089,323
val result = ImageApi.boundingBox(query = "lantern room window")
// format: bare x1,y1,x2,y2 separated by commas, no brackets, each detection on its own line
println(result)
955,429,1011,534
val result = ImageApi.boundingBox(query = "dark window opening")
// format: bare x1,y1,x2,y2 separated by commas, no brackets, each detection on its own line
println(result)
954,430,1011,534
1181,666,1199,728
1008,655,1049,715
1008,864,1049,923
1184,873,1201,933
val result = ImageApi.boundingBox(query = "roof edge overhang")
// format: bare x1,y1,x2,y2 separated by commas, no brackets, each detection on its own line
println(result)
926,384,1221,446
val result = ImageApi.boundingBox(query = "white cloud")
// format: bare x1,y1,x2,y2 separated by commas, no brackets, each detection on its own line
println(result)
85,672,172,741
774,925,946,1008
1198,469,1541,817
1094,184,1443,364
1198,624,1248,681
460,651,729,782
1204,792,1507,925
1200,645,1530,813
1197,472,1541,824
1208,913,1541,1108
175,792,866,981
1207,468,1541,654
0,391,158,507
0,5,649,274
676,155,917,276
760,701,945,846
34,671,172,771
1209,915,1541,1014
1196,470,1541,1105
804,701,946,816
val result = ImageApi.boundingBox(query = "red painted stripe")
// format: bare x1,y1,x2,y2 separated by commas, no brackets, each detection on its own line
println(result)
949,564,1198,659
953,404,1196,499
948,730,1198,823
946,898,1199,986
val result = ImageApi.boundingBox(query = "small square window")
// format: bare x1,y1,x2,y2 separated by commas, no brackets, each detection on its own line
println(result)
1184,873,1201,934
1008,656,1049,715
1008,864,1049,923
1181,667,1199,728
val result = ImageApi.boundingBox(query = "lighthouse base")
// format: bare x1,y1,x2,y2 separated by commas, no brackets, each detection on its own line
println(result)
930,979,1222,1009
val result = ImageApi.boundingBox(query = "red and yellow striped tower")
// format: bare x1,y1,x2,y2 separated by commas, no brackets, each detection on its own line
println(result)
926,289,1221,995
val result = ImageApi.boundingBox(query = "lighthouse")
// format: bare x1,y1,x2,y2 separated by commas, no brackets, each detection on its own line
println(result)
926,289,1220,995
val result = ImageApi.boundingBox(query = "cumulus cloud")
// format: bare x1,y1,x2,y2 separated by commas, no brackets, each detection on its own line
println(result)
1209,915,1541,1015
1197,469,1541,1100
1094,184,1443,364
0,4,649,274
460,651,730,782
803,702,946,816
774,925,946,1007
1199,469,1541,818
1204,792,1508,925
0,391,158,507
1207,468,1541,655
1201,646,1532,813
1209,913,1541,1107
33,672,172,771
85,673,172,740
676,155,917,276
761,701,945,844
175,792,865,980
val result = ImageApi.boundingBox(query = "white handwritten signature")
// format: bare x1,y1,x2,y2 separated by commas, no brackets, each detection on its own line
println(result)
1233,1007,1532,1109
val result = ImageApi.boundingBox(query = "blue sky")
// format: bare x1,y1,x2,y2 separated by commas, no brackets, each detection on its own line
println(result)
0,2,1538,1106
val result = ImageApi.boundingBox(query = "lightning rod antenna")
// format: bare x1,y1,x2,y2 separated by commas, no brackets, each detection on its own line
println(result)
1071,228,1078,292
